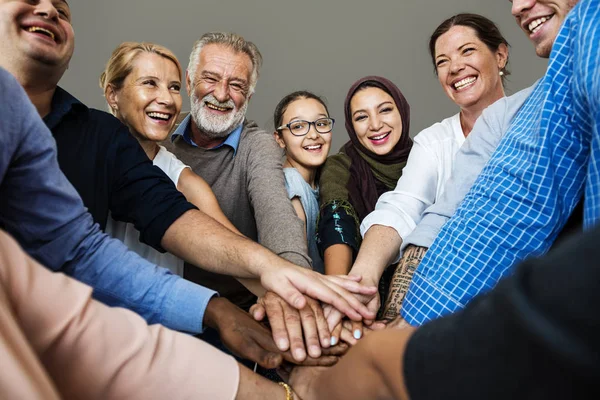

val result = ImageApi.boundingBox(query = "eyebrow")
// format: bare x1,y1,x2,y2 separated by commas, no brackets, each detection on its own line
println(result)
288,113,328,121
436,42,477,59
352,101,393,117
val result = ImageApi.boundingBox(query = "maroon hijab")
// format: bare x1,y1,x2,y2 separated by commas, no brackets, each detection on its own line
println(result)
342,76,413,221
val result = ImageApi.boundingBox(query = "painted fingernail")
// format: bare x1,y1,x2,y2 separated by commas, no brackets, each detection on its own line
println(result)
354,330,362,339
278,339,288,350
330,336,338,346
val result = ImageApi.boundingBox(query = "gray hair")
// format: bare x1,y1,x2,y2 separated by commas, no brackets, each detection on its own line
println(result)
187,31,263,95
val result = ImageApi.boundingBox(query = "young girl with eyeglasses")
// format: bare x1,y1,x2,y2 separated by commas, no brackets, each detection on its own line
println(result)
273,91,334,273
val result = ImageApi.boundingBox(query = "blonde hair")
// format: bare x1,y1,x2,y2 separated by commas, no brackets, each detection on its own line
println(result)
100,42,183,115
187,32,262,95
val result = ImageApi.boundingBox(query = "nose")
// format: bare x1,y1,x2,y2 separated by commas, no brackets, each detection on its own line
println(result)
156,86,177,108
34,0,59,21
368,115,384,131
212,80,230,103
449,58,466,75
511,0,536,18
306,123,319,139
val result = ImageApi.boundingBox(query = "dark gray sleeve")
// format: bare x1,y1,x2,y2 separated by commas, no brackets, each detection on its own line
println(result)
245,130,312,268
403,86,535,250
403,223,600,400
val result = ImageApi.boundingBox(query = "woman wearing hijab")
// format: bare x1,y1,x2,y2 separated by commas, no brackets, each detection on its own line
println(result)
317,76,412,279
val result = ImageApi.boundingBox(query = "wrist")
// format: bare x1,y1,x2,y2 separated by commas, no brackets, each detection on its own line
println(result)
203,296,229,330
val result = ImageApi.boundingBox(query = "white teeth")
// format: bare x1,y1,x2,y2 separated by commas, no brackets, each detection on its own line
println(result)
304,145,322,150
371,133,389,140
27,26,55,40
206,103,231,112
453,76,477,90
147,112,170,120
528,16,551,33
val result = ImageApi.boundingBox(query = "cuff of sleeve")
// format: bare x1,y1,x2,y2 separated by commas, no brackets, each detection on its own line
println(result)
141,202,197,251
360,209,416,241
279,251,312,269
401,214,448,254
161,278,218,334
400,273,463,327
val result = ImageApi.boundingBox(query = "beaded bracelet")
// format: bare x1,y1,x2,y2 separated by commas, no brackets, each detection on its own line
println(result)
278,382,293,400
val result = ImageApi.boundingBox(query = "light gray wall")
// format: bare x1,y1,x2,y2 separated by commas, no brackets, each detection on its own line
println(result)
61,0,546,150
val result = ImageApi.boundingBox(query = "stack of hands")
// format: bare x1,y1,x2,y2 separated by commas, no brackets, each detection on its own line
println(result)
205,265,410,398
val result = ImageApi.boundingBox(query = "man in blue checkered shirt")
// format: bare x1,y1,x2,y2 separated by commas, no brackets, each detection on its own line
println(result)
401,0,600,326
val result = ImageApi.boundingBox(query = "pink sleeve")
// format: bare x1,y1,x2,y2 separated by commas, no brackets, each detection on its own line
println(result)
0,230,239,400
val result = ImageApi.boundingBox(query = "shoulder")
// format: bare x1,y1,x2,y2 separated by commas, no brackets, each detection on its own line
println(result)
322,151,352,170
284,168,307,198
413,113,461,146
240,120,278,147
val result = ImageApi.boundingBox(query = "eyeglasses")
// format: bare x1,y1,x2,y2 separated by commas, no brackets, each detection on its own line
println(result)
277,117,335,136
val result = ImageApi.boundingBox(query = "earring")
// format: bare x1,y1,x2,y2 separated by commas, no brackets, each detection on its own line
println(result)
499,70,504,76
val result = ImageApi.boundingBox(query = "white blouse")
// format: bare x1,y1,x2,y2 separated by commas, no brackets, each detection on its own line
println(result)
360,113,465,261
105,146,189,276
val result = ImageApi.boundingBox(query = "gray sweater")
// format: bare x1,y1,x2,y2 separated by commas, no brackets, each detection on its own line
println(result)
163,118,310,309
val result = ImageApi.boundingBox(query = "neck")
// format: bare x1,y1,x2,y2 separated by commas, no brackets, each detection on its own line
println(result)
135,136,160,160
285,158,317,188
459,85,505,137
190,120,227,148
2,62,61,118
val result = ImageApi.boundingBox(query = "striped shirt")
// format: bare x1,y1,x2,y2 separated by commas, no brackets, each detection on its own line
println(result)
402,0,600,325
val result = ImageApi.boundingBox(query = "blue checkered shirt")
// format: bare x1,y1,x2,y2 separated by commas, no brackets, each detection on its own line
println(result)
402,0,600,326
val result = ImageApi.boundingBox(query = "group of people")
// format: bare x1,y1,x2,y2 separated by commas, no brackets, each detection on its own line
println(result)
0,0,599,398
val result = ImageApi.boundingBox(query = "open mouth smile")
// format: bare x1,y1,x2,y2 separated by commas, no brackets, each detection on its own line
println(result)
205,102,232,112
453,76,477,91
147,112,172,122
527,14,554,35
303,144,323,152
369,132,391,143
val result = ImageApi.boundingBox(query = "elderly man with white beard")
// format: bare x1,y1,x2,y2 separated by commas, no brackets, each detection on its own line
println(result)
165,32,328,361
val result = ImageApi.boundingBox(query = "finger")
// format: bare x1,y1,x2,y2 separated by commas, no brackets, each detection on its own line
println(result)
326,308,344,332
299,305,321,359
310,300,331,348
283,303,307,362
369,321,388,331
295,355,339,367
330,274,362,282
246,328,285,369
321,342,349,357
317,279,376,321
264,300,290,352
272,282,307,310
249,304,265,321
351,320,363,340
330,323,342,346
339,322,358,346
323,275,378,295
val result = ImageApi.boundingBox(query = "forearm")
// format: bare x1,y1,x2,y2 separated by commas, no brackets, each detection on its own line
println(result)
324,244,353,275
162,209,287,279
381,245,427,320
65,229,215,334
1,231,238,400
238,278,266,297
351,225,403,284
313,329,414,400
236,364,290,400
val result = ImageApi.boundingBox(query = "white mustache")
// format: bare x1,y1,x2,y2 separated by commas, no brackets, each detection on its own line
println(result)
202,94,235,109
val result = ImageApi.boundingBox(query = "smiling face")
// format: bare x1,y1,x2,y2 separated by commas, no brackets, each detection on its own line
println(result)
0,0,74,76
275,97,332,173
510,0,579,58
109,52,182,143
434,25,507,113
349,87,403,156
187,43,252,142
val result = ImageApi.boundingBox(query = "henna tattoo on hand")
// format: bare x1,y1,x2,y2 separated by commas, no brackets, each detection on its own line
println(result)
381,245,428,321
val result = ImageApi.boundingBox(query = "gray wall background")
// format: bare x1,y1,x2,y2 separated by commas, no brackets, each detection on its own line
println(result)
61,0,547,150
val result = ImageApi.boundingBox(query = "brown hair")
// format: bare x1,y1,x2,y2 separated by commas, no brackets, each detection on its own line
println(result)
429,13,510,83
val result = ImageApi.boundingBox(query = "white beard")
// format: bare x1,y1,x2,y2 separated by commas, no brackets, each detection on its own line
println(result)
190,93,248,140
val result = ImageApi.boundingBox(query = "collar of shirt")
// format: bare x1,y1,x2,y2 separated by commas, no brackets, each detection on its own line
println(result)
171,114,242,156
43,87,87,130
